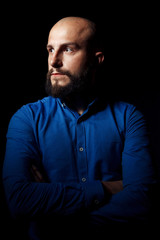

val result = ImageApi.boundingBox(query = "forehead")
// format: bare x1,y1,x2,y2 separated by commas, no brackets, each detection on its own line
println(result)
48,20,92,46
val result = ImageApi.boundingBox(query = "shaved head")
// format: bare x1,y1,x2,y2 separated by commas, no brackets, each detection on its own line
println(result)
51,16,96,29
48,16,97,50
46,16,104,99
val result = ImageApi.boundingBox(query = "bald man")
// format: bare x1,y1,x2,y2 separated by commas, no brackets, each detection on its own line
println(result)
45,17,104,114
3,17,155,239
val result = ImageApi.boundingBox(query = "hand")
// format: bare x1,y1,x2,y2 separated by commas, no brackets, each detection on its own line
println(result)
30,165,46,183
101,180,123,195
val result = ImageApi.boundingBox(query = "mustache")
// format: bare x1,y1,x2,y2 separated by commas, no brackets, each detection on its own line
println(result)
47,69,72,77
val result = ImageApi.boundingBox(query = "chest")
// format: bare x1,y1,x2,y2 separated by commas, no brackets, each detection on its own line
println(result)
36,108,124,182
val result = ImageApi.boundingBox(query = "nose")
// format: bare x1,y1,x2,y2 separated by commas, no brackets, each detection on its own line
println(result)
50,53,63,68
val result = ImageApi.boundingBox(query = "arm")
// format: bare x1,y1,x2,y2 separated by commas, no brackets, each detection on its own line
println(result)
31,164,123,194
90,106,156,224
2,107,105,219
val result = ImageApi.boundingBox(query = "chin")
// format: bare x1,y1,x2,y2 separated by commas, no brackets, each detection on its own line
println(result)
51,76,71,86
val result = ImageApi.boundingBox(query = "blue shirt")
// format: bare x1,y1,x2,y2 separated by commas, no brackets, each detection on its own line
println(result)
3,96,155,237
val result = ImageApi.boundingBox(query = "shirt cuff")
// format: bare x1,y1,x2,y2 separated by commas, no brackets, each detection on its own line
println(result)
83,180,105,209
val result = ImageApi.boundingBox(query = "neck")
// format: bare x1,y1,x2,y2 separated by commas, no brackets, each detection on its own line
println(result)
62,91,96,115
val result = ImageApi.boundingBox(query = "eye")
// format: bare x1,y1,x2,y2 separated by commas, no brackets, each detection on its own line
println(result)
65,47,73,53
50,48,55,53
47,48,54,53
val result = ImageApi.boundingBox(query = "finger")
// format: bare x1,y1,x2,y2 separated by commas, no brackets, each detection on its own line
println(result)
102,180,123,195
31,165,45,182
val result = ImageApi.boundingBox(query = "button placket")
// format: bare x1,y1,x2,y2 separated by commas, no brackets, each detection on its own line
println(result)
76,121,88,184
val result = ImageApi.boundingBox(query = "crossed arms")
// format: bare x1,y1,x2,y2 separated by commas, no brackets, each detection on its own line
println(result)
31,163,123,195
2,104,155,223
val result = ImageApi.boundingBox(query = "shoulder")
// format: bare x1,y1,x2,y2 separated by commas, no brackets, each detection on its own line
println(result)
8,97,58,127
111,101,136,112
24,96,57,112
98,98,143,122
15,96,56,114
108,101,139,119
106,101,145,131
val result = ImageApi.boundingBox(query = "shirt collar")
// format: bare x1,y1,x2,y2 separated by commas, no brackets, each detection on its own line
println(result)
57,97,99,110
57,97,101,118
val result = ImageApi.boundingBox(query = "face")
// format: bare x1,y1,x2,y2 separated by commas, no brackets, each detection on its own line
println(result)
45,18,101,98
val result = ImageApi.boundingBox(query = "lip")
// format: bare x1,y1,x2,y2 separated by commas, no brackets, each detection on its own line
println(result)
51,72,65,76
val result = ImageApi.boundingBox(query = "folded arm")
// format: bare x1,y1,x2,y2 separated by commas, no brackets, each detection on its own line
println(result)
89,106,156,224
3,104,156,223
31,164,123,194
2,110,105,219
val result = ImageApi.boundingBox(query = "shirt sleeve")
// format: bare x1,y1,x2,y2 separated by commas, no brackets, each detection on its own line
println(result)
2,106,105,219
90,104,156,224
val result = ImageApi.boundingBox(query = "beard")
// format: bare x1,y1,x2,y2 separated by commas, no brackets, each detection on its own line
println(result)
45,62,95,99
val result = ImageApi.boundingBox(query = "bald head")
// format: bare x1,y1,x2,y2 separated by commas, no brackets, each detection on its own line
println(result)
48,16,97,49
46,16,104,99
52,16,96,29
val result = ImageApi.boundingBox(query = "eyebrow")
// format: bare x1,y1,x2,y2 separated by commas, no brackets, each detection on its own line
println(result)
46,42,80,49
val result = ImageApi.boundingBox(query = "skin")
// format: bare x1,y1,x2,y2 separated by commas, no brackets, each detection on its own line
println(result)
31,17,123,196
47,17,104,115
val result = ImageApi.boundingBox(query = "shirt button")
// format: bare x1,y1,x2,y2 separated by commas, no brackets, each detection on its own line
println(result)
94,199,100,205
82,177,86,182
79,147,84,152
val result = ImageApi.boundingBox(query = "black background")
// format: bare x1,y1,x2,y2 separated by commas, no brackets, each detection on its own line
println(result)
0,2,159,238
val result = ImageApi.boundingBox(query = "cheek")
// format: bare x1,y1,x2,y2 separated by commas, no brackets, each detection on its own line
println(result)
48,57,51,70
66,55,88,74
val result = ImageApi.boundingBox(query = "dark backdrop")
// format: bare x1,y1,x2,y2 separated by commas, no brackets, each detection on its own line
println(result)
0,3,159,238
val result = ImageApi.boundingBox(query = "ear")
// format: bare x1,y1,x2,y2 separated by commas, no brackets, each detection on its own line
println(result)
95,51,104,64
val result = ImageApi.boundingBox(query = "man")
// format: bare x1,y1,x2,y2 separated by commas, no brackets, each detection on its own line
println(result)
3,17,155,238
